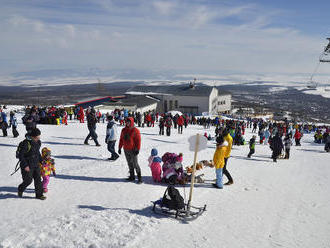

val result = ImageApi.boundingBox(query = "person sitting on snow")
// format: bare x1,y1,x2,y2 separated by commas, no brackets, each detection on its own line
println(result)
162,152,184,184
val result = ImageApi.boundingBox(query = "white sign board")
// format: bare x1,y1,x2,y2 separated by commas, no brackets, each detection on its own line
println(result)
188,134,208,152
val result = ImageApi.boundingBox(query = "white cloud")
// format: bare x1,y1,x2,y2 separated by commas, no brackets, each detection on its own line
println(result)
0,0,328,77
152,1,176,15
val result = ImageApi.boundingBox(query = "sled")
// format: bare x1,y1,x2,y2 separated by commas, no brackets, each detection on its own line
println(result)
152,198,206,222
152,134,207,221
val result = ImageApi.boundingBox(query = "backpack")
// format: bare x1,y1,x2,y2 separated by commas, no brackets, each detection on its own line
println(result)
16,140,31,159
161,186,185,210
11,140,32,176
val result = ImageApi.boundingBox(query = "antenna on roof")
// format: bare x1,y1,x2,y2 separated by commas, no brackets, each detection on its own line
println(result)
189,78,196,89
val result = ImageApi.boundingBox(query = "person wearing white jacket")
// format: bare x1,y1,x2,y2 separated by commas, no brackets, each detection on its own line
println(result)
105,116,119,161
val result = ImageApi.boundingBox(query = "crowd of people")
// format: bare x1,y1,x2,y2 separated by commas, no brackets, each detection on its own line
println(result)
1,103,330,200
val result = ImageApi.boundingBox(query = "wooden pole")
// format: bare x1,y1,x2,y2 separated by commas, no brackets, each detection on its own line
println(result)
187,134,200,214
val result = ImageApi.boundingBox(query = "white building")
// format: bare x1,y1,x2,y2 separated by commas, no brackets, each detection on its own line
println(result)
126,82,231,115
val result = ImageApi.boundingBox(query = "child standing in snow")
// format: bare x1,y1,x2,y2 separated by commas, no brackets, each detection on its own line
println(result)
148,148,162,182
39,147,56,193
247,135,256,158
9,111,19,137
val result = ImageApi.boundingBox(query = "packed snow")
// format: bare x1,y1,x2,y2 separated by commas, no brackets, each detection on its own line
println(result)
1,117,330,248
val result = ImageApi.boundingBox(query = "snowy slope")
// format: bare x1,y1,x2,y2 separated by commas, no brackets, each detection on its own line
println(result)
1,120,330,248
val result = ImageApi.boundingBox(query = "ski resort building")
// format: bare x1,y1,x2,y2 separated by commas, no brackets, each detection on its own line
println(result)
99,95,159,113
126,82,231,115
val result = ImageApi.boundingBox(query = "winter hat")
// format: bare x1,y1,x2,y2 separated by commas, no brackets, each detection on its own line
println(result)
151,148,158,156
30,128,41,137
176,153,183,162
42,147,51,157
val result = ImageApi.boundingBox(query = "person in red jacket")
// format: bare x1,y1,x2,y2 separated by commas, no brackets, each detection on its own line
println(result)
78,107,84,123
294,129,302,146
118,117,142,183
146,113,152,127
177,115,184,134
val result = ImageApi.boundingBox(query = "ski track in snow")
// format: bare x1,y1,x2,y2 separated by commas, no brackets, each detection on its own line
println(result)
1,110,330,248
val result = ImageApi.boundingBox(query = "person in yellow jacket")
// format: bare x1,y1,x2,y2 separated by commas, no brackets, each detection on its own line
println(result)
213,136,227,189
223,129,234,185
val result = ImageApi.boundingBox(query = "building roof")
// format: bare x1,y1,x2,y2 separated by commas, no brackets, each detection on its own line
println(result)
74,96,125,109
102,95,158,108
126,84,216,97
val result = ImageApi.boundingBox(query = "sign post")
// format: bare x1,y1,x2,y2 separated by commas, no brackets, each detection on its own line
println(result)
187,134,208,215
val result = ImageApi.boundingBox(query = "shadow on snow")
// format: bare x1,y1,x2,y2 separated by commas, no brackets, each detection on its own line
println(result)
54,155,106,161
0,186,35,200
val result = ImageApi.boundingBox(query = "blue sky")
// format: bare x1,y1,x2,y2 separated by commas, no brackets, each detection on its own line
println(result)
0,0,329,77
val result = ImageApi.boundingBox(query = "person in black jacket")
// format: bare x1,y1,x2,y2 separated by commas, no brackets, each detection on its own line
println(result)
17,128,46,200
84,108,100,146
159,117,165,135
271,133,284,162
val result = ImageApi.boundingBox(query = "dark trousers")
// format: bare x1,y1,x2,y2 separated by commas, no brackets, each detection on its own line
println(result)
285,148,290,159
18,166,43,197
178,125,183,134
166,127,171,136
107,141,119,159
124,150,141,178
159,126,164,135
295,138,301,146
2,127,7,137
12,126,19,137
85,127,99,145
223,157,233,183
248,148,255,158
272,150,281,162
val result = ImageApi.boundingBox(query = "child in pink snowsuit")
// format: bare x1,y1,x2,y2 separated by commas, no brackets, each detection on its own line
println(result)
148,148,162,182
39,147,56,193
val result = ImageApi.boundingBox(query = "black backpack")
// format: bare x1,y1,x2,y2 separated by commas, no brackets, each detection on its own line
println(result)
16,140,31,159
161,186,185,210
11,140,32,176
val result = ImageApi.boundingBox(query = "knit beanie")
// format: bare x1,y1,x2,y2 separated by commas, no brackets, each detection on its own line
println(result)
151,148,158,156
30,128,41,137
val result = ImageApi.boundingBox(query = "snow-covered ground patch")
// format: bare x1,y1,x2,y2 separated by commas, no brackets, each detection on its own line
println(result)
302,87,330,99
1,120,330,248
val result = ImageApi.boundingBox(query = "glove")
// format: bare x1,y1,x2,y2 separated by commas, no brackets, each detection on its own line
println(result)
134,150,139,155
53,171,57,177
118,148,121,155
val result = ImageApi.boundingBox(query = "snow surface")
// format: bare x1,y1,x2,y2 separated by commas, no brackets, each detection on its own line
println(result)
302,87,330,99
1,118,330,248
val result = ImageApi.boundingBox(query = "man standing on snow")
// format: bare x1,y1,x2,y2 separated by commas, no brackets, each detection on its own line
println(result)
271,133,284,162
118,117,142,183
84,108,100,146
105,115,119,161
18,128,46,200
